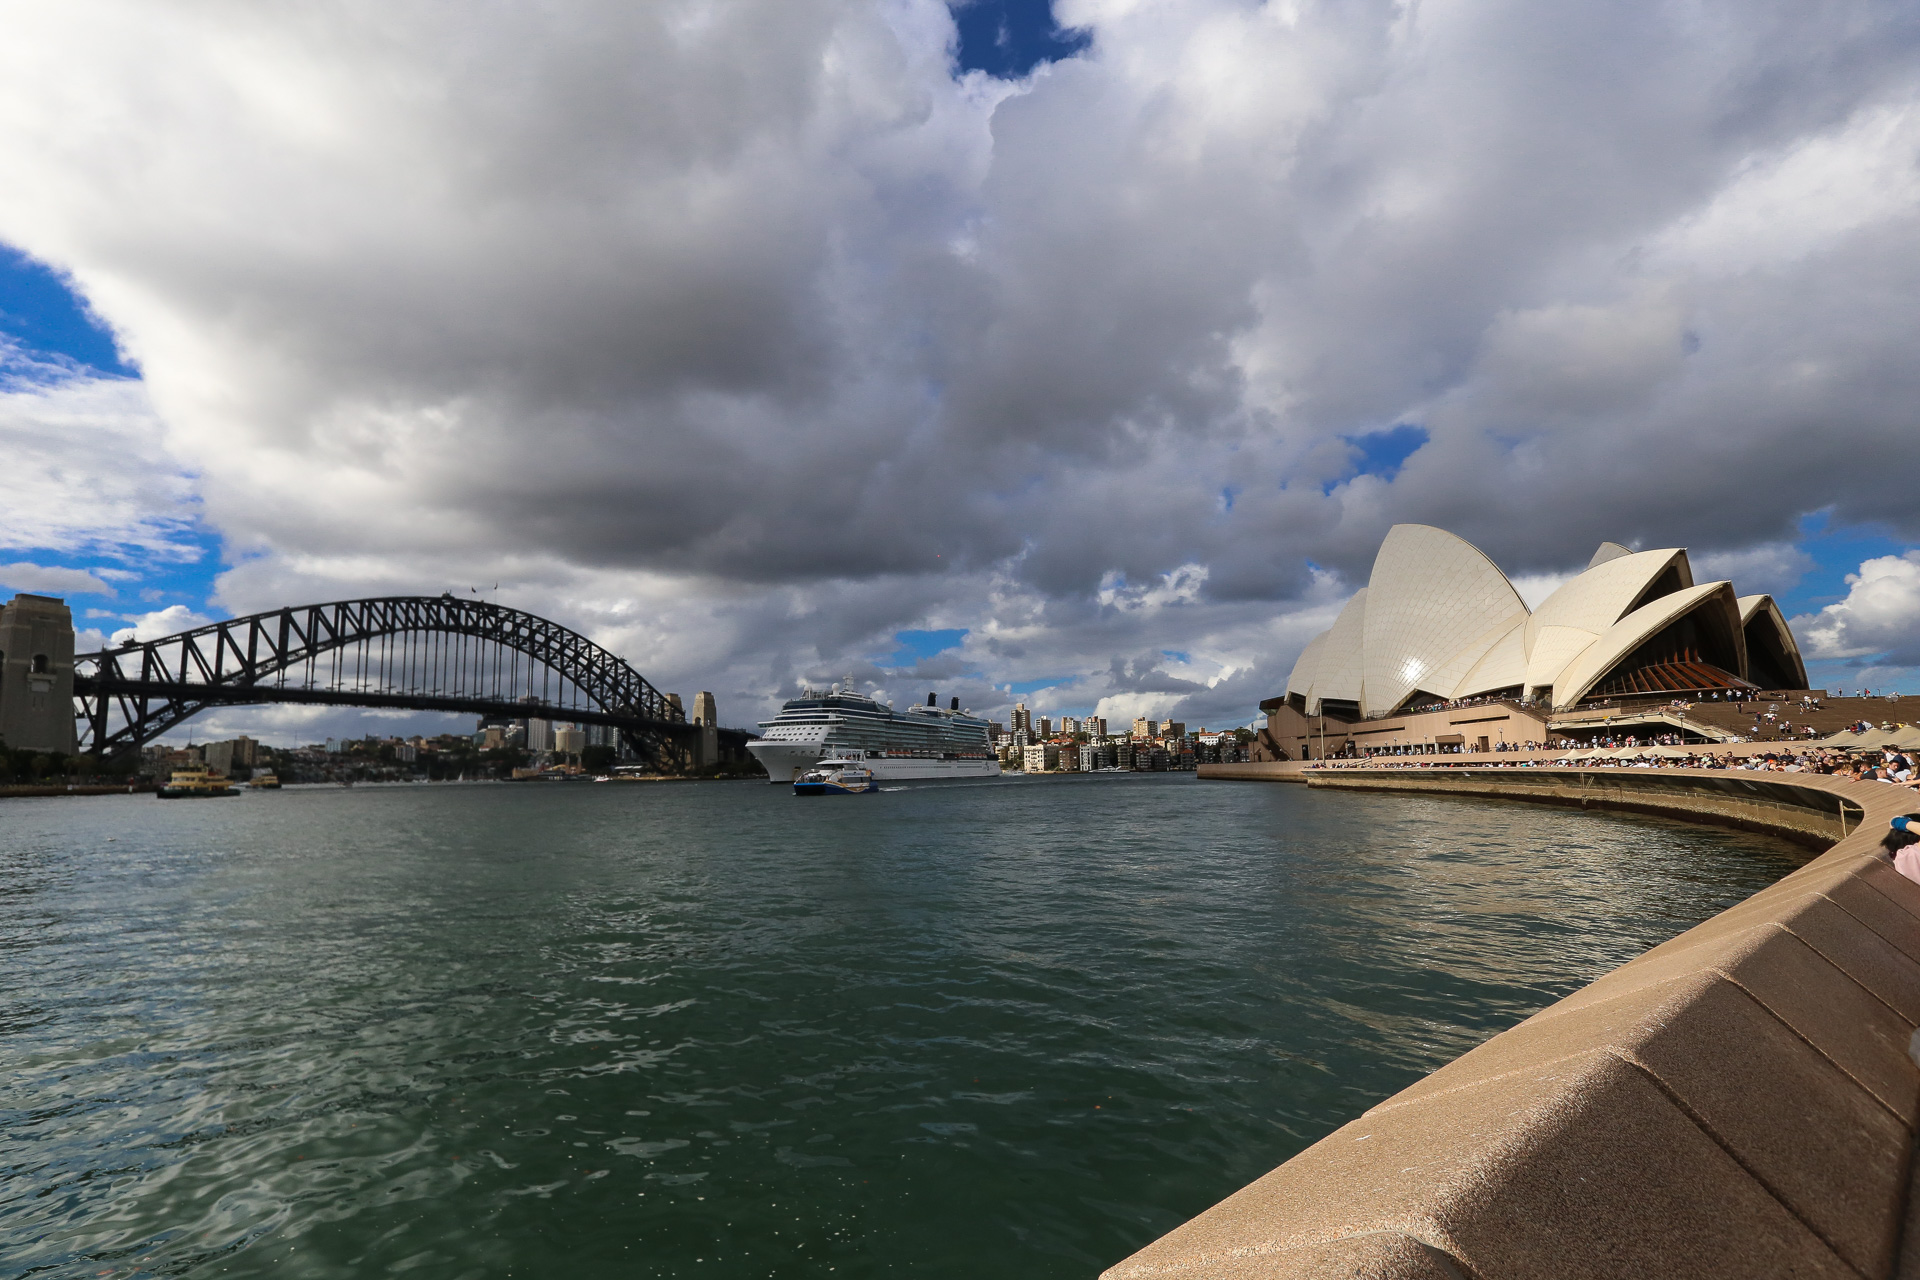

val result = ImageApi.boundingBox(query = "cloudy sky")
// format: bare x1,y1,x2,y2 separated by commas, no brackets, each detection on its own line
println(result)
1,0,1917,745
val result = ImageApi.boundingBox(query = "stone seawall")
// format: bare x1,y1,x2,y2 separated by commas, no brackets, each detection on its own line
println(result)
1307,765,1866,849
1109,767,1920,1280
1196,760,1315,783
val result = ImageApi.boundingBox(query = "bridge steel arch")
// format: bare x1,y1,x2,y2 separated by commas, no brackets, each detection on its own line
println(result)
73,595,738,769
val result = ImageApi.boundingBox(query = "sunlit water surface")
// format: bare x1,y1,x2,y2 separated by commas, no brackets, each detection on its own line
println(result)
0,774,1803,1278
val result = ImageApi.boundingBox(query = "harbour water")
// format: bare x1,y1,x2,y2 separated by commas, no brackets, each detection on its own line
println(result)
0,775,1802,1278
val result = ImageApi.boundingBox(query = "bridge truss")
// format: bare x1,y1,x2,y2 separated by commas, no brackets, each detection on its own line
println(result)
73,595,728,768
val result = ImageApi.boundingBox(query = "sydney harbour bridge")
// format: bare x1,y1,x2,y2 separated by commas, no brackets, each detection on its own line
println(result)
69,594,756,771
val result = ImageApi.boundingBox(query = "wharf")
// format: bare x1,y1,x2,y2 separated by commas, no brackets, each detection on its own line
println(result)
1115,763,1920,1279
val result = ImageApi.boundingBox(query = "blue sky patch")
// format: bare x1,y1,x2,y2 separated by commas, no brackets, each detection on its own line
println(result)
1344,424,1429,482
1778,511,1906,618
0,245,134,376
950,0,1089,79
885,627,969,665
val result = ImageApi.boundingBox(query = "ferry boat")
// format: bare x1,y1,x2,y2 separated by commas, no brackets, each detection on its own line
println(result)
748,685,1001,784
793,759,879,795
157,766,240,799
249,773,282,790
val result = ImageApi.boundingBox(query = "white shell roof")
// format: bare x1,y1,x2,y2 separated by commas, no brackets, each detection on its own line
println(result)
1521,549,1692,690
1551,582,1742,709
1305,589,1368,713
1285,630,1327,697
1359,525,1527,716
1269,529,1801,720
1451,617,1528,699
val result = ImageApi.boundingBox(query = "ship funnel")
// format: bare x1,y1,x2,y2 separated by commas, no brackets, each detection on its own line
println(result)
926,692,936,706
950,697,959,710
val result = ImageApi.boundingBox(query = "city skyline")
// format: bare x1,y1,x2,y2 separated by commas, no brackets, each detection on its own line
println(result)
2,0,1917,747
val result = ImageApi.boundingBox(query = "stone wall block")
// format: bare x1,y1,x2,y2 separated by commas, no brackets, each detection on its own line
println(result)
1114,1232,1468,1280
1711,927,1920,1127
1359,965,1909,1274
1846,862,1920,928
1626,884,1920,1028
1775,894,1920,1024
1616,976,1910,1277
1494,921,1920,1127
1103,1051,1853,1280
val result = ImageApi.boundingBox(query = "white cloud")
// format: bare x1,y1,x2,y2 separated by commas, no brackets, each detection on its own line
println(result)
1795,552,1920,666
0,348,200,559
112,603,214,644
1,0,1918,730
1651,104,1920,277
0,561,114,596
1509,572,1575,612
1691,542,1817,595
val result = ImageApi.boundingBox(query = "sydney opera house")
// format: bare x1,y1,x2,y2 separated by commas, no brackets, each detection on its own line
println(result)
1259,525,1809,759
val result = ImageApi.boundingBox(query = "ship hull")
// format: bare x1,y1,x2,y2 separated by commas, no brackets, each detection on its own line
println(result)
747,739,999,784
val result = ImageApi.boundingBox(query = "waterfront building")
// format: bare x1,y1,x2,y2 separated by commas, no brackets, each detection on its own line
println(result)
525,718,554,752
1162,720,1185,740
1010,703,1031,733
553,726,585,755
1263,524,1813,759
1113,739,1135,769
146,744,202,770
1022,743,1057,772
1036,716,1052,738
1133,718,1155,739
203,736,257,777
0,593,77,755
1085,716,1107,737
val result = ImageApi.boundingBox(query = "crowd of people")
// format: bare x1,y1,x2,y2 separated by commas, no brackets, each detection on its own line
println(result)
1308,745,1919,791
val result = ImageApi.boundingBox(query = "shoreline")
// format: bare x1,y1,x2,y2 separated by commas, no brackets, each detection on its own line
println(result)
1112,764,1920,1279
0,783,154,799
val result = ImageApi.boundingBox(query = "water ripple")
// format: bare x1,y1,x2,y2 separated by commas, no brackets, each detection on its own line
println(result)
0,778,1800,1278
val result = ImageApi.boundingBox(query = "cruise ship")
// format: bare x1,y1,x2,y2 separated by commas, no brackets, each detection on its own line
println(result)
747,685,1001,783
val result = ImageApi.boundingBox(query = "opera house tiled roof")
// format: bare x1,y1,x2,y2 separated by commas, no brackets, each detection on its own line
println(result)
1284,525,1809,717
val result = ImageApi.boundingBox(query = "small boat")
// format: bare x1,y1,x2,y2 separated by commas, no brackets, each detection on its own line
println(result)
157,766,240,799
794,758,880,795
249,773,282,790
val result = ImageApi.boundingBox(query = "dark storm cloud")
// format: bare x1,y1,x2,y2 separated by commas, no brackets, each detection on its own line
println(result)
2,0,1918,725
